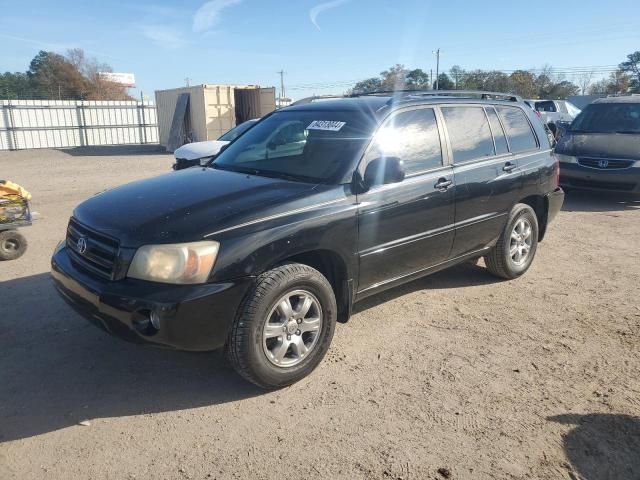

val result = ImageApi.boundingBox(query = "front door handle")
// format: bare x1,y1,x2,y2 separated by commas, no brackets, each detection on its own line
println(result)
503,161,516,173
434,178,453,191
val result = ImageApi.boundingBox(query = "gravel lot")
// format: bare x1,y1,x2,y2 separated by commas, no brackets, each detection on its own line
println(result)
1,146,639,480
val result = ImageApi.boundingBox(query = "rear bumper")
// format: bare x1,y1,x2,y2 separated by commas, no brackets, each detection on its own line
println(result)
559,162,640,193
51,244,254,351
546,187,564,225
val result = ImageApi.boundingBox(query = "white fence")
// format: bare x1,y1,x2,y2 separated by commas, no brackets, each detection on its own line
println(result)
0,100,158,151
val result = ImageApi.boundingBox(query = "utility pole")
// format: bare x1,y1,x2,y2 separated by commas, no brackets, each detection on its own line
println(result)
432,48,441,90
277,70,285,102
430,69,433,90
185,77,191,87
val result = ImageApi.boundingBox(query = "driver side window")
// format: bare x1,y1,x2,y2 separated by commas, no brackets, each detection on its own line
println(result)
366,108,443,175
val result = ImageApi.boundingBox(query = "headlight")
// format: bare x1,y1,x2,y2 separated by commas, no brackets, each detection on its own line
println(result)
128,241,219,284
555,154,577,164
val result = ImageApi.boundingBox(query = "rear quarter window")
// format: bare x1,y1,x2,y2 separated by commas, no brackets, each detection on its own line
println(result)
485,107,509,155
496,106,538,153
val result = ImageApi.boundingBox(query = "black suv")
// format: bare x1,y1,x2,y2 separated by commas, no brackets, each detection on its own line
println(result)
52,91,564,389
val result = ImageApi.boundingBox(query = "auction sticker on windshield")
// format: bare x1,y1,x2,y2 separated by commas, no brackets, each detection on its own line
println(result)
307,120,346,131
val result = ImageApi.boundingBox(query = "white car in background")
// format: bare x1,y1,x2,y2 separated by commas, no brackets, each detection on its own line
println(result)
524,99,581,136
173,119,259,170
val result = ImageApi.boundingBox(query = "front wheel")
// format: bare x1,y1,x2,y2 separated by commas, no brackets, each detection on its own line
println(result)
484,204,538,279
226,263,337,389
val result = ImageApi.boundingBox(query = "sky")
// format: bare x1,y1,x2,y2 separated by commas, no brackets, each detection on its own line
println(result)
1,0,639,100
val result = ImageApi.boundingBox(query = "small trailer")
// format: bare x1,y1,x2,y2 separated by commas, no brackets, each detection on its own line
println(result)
0,191,31,261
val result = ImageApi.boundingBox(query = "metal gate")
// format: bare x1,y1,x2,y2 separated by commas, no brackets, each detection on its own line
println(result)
0,100,158,151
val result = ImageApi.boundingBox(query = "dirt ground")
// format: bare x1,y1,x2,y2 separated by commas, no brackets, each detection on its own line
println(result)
1,146,639,480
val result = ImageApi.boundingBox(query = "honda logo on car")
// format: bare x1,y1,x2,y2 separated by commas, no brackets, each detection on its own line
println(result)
598,159,609,168
76,236,88,255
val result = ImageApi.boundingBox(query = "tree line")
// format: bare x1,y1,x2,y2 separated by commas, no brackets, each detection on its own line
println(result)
350,51,640,99
0,49,133,101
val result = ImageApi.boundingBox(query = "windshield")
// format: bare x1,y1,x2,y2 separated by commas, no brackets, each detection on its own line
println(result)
565,102,581,117
571,103,640,133
218,119,257,141
212,111,375,184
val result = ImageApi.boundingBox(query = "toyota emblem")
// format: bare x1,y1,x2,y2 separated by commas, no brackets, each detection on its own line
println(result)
598,159,609,168
76,237,88,255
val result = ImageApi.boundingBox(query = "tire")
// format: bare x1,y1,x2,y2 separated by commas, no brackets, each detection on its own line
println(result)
226,263,337,389
0,230,27,261
484,204,538,279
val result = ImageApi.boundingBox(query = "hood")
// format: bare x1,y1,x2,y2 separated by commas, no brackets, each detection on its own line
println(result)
173,140,229,161
73,168,318,246
556,132,640,160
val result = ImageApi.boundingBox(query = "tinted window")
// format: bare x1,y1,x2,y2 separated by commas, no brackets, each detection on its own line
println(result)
214,111,375,184
571,103,640,133
442,107,495,162
535,101,557,112
367,108,442,174
496,107,538,152
485,107,509,155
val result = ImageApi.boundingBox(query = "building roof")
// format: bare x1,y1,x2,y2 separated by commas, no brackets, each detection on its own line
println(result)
594,95,640,104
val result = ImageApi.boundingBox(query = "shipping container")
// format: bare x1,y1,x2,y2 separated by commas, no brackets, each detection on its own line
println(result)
155,84,276,150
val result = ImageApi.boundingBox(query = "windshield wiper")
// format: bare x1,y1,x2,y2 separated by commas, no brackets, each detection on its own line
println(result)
210,163,258,175
614,130,640,134
210,163,319,183
250,169,319,183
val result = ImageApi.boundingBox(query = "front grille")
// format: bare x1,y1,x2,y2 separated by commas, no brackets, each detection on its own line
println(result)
66,218,119,279
578,158,635,170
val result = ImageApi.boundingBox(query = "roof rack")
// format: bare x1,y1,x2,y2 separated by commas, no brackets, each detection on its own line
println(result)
288,90,523,107
289,95,347,106
353,89,522,102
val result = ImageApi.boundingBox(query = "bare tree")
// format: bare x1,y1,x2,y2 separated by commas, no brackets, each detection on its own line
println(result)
576,71,594,95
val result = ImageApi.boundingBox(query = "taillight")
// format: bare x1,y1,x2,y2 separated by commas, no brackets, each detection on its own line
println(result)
554,155,560,186
535,110,542,118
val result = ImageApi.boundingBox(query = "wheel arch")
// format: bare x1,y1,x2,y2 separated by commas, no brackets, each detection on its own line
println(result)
273,249,353,323
519,194,549,241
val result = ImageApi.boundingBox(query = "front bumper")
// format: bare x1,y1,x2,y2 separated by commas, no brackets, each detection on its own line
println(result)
51,245,254,351
559,162,640,193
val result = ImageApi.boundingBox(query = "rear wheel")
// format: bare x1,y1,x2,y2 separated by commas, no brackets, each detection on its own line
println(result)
0,230,27,261
484,204,538,279
226,263,337,389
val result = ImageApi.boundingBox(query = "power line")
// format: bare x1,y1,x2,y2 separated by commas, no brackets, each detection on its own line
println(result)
285,64,626,91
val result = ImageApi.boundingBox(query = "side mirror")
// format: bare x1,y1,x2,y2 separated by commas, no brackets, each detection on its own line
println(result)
363,156,405,189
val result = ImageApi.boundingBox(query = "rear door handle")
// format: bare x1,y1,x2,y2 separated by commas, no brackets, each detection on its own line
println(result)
503,161,516,173
434,178,453,191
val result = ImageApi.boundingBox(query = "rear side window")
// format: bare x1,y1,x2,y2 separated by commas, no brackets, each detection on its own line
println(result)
485,107,509,155
535,101,557,112
368,108,443,174
496,107,538,153
442,106,495,163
